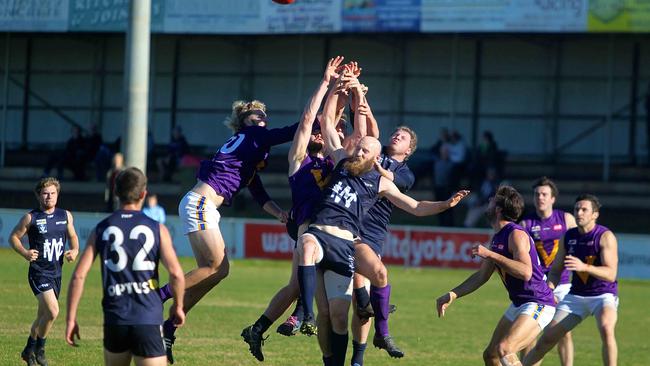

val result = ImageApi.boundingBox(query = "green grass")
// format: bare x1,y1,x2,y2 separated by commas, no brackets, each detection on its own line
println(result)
1,248,648,365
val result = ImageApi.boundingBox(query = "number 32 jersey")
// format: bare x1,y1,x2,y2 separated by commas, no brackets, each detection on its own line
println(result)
95,210,163,325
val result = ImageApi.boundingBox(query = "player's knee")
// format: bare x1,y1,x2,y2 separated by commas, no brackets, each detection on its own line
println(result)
45,305,59,321
598,323,616,341
217,260,230,279
372,265,388,287
329,311,348,333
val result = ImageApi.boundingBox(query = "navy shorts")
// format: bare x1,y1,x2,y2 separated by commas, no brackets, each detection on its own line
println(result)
104,324,165,357
28,272,61,298
306,228,355,278
359,231,386,256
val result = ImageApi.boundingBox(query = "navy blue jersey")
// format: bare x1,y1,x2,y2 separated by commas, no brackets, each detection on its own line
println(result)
27,208,69,277
95,210,163,326
311,159,382,237
360,153,414,251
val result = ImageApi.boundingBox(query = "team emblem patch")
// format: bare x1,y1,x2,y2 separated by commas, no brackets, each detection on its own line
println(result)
36,219,47,234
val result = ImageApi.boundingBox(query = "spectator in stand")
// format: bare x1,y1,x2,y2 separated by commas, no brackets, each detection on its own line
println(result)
463,167,499,228
447,130,468,189
86,124,114,183
433,145,455,226
468,130,501,189
143,193,166,224
43,125,88,181
431,127,451,159
157,126,189,182
104,153,124,212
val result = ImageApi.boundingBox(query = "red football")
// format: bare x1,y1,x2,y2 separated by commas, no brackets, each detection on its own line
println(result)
273,0,295,4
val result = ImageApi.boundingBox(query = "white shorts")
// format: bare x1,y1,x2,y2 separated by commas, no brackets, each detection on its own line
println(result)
504,302,556,330
179,191,221,234
324,270,353,301
556,293,619,320
553,283,571,303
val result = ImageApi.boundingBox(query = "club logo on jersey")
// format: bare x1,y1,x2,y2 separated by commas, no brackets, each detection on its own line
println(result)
553,224,563,231
36,219,47,234
107,279,157,297
330,181,358,208
43,238,64,261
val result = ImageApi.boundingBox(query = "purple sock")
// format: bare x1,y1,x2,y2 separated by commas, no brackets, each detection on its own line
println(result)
158,284,173,303
370,284,391,337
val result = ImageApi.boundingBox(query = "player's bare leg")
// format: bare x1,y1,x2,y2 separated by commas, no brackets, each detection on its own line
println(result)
316,269,333,364
104,350,132,366
596,306,618,366
522,312,581,366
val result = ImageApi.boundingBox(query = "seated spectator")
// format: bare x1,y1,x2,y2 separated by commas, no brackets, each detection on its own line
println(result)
143,193,166,224
43,125,88,181
157,126,188,182
86,123,113,182
463,167,499,228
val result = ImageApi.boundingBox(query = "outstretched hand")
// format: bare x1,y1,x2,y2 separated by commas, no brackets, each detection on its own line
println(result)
323,56,345,84
447,190,470,208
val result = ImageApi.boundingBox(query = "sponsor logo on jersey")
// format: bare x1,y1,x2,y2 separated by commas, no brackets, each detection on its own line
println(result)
107,279,157,297
568,239,577,245
56,221,67,225
587,240,595,246
553,224,563,231
38,283,50,288
531,225,541,232
121,214,133,219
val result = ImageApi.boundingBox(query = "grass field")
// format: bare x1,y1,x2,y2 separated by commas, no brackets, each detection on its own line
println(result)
1,248,648,365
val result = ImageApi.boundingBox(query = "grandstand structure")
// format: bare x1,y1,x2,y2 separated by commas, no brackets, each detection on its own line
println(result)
1,1,649,233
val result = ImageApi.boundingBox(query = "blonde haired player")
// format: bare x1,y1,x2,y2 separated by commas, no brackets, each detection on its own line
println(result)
10,177,79,366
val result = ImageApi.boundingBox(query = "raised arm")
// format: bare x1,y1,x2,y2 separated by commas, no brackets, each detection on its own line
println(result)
379,177,468,216
288,56,344,175
436,259,495,317
65,231,98,346
565,230,618,283
159,224,186,327
64,210,80,263
321,75,348,163
9,213,37,262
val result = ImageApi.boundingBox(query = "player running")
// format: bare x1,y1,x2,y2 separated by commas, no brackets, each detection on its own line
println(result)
9,177,79,366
